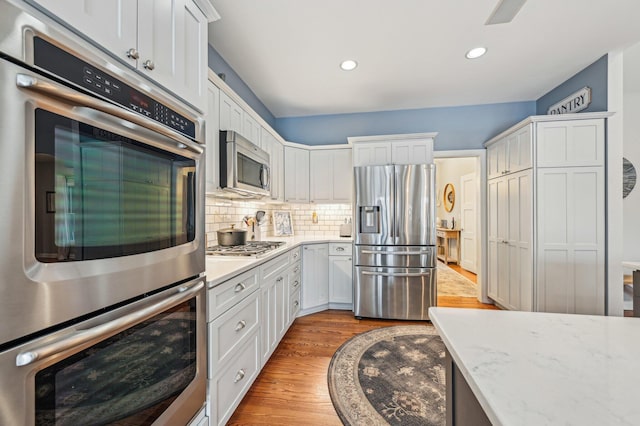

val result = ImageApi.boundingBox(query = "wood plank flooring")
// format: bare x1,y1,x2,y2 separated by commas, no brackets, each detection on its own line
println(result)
227,290,496,425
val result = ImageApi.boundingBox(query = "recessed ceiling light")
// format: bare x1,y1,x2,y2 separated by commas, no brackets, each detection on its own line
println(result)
465,47,487,59
340,60,358,71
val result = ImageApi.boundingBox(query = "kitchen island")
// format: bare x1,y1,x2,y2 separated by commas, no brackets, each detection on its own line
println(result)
429,307,640,426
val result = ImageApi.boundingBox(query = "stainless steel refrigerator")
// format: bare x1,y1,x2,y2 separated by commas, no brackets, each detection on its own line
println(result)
353,164,436,320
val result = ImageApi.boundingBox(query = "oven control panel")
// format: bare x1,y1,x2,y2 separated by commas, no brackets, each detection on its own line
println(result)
33,37,196,139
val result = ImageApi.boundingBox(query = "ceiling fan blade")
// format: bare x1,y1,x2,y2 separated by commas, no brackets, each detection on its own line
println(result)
485,0,528,25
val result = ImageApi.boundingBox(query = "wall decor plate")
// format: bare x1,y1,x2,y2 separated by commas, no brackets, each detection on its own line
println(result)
623,157,637,199
443,183,455,212
273,211,294,236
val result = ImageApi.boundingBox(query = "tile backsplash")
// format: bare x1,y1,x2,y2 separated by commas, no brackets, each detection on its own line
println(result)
205,196,352,246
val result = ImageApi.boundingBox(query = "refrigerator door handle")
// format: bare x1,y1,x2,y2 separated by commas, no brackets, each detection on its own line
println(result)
361,271,432,278
361,250,433,255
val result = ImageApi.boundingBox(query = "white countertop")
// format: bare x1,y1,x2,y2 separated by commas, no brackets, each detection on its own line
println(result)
429,307,640,426
205,235,352,287
622,261,640,270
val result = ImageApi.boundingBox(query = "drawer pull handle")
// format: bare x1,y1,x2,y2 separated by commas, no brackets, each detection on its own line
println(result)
235,320,246,331
293,252,299,258
293,280,299,288
234,283,246,293
293,301,299,307
336,246,345,251
293,267,299,273
233,369,246,383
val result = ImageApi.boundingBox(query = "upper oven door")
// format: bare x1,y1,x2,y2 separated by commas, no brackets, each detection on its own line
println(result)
0,58,205,347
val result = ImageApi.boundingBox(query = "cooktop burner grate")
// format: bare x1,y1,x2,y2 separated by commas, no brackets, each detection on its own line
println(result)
206,241,286,257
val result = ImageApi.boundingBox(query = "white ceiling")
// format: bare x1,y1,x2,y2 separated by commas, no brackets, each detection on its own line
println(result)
209,0,640,118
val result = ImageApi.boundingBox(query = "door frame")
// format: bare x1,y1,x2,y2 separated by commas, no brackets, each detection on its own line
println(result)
434,149,490,303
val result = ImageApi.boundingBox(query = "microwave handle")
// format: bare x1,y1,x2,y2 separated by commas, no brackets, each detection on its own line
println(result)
16,74,203,154
261,164,271,190
15,279,204,367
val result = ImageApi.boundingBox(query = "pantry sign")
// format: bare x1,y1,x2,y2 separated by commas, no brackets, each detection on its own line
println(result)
547,87,592,115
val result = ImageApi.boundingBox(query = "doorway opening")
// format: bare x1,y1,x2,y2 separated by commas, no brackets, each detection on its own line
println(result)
434,150,489,303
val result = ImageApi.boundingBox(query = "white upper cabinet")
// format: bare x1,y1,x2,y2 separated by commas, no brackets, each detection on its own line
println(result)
309,148,352,203
536,119,604,168
219,91,243,134
243,114,262,148
487,124,532,179
284,146,310,203
205,80,220,193
349,133,436,167
32,0,218,111
261,128,284,202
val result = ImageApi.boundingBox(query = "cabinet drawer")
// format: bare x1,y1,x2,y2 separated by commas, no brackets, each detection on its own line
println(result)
289,246,302,263
208,290,260,375
262,251,290,281
210,330,260,426
290,288,301,319
329,242,352,255
288,262,302,296
207,268,259,322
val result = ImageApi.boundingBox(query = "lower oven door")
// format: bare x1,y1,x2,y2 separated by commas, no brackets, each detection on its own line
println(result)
0,277,207,426
354,266,436,320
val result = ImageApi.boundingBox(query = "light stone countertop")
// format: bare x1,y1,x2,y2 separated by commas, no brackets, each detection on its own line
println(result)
205,235,352,288
429,307,640,426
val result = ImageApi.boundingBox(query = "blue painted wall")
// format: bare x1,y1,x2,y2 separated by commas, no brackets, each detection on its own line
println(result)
536,55,608,115
274,102,536,149
208,45,276,128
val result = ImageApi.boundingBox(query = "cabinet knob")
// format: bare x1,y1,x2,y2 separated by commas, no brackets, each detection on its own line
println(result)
277,276,284,282
126,48,139,60
235,320,247,331
294,267,299,273
143,59,155,70
233,369,246,383
293,280,299,287
293,301,299,307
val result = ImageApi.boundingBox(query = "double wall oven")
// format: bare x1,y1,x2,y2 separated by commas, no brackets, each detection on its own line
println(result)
0,1,207,425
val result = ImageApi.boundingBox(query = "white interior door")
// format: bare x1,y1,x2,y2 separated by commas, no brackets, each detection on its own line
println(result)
460,172,478,273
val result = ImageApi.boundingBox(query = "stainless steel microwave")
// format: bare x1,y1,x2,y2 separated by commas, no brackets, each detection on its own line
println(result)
219,130,271,198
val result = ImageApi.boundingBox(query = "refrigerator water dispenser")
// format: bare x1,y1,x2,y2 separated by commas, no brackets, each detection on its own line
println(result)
359,206,380,233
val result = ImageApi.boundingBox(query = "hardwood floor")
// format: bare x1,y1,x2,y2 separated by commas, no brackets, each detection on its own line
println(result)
228,292,496,425
447,262,477,283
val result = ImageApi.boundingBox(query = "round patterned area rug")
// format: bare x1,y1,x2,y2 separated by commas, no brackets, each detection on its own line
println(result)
327,325,446,426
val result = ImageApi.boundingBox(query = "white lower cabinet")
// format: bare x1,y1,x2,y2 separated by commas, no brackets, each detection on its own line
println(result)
328,242,353,309
260,251,289,365
301,244,329,315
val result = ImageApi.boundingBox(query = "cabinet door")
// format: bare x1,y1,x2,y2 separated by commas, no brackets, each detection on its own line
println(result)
392,139,434,164
487,138,507,179
32,0,138,67
243,114,262,147
536,167,605,315
506,170,533,311
309,150,333,203
138,0,209,111
205,81,220,192
536,119,605,168
260,277,277,366
270,137,285,202
301,244,329,311
332,149,353,202
487,177,509,306
284,147,309,203
506,125,532,174
219,91,243,133
352,142,392,166
329,256,353,305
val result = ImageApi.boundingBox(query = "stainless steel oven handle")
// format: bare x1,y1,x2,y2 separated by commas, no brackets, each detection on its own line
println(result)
16,74,202,154
360,250,433,255
15,279,205,367
361,271,431,278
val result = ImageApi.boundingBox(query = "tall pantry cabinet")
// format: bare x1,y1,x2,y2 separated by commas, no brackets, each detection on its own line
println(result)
486,112,609,315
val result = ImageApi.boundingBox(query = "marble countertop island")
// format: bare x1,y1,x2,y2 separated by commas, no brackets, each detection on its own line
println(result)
429,307,640,426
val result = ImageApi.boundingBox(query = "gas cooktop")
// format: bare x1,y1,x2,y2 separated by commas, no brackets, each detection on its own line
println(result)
206,241,286,257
